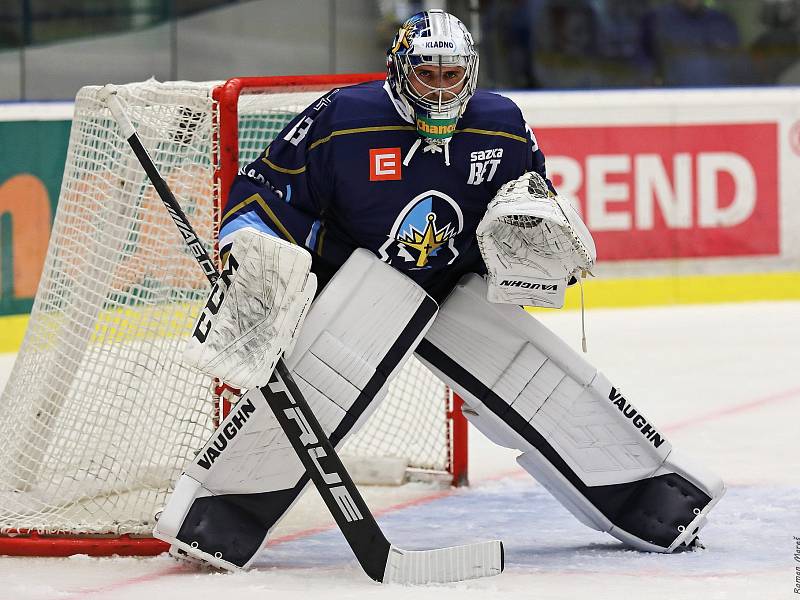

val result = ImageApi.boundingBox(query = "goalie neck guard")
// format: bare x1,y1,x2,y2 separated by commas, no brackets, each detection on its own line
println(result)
386,9,479,145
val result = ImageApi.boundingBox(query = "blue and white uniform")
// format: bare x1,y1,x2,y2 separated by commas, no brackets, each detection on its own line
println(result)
220,80,553,301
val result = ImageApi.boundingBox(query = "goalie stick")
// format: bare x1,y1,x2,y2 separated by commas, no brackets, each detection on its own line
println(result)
99,84,503,584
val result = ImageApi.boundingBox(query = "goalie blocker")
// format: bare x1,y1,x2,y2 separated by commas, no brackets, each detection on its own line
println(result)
416,275,725,553
183,227,316,390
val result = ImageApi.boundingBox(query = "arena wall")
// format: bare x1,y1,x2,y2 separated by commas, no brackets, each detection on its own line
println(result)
509,87,800,308
0,87,798,351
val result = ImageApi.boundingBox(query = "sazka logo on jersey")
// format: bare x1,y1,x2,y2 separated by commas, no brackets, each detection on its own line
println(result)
378,190,464,269
468,148,503,185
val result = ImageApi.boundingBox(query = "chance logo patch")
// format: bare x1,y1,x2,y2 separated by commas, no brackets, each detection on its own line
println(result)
370,147,402,181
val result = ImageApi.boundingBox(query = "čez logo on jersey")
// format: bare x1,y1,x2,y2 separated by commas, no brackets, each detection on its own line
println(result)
468,148,503,185
370,147,402,181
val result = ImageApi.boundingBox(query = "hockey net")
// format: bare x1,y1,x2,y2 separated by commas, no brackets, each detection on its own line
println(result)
0,75,466,557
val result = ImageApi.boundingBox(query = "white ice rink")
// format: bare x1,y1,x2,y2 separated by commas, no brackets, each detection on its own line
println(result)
0,301,798,600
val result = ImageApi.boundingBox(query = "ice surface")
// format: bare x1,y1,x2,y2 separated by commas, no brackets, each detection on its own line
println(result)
0,301,797,600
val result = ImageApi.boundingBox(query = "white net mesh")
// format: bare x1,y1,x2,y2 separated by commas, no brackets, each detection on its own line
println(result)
0,79,454,541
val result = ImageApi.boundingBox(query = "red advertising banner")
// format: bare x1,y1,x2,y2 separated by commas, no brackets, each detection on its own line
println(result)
538,123,779,261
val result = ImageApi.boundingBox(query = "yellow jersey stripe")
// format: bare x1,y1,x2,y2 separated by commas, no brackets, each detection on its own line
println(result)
260,145,307,174
308,125,417,151
316,227,326,256
221,195,256,225
258,126,416,173
220,248,231,267
254,124,527,175
456,127,528,143
221,192,297,245
261,157,307,174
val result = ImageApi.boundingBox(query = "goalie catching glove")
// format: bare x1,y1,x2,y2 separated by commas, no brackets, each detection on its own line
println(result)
476,171,596,308
183,228,316,390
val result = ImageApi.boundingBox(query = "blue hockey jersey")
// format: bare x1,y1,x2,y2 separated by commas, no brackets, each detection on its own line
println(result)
220,80,553,301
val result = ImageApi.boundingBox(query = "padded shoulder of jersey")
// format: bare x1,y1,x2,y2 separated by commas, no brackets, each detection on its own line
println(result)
459,90,528,139
312,80,405,133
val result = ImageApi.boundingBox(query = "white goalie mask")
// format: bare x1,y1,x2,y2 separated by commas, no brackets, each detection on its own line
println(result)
387,9,479,145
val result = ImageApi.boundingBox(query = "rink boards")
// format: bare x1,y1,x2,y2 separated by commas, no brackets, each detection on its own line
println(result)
2,87,800,350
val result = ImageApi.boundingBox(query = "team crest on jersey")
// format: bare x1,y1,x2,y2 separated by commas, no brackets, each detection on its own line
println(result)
378,190,464,269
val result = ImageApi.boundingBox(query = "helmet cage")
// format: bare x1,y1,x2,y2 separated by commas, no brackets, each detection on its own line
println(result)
393,52,479,120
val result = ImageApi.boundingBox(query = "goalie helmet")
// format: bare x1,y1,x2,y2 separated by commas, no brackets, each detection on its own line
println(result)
386,9,479,145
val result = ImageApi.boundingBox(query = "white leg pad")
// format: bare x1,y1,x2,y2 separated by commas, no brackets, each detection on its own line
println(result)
154,249,438,570
417,274,724,553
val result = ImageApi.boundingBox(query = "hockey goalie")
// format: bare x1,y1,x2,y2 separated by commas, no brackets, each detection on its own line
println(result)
153,9,725,571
